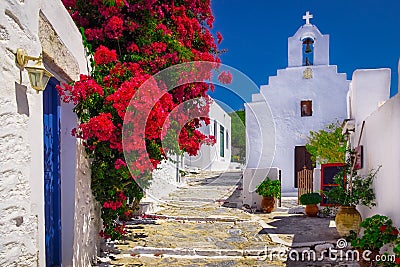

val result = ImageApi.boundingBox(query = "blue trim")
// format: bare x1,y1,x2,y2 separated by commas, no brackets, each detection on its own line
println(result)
43,77,62,266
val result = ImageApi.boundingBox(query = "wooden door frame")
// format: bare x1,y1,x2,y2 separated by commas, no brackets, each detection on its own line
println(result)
294,146,314,188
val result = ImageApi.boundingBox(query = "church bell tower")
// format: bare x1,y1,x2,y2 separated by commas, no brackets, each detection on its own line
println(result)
288,11,330,68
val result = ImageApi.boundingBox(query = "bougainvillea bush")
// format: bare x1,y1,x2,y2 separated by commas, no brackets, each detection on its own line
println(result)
61,0,228,239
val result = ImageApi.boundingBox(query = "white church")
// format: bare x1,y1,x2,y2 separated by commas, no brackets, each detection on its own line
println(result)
245,12,349,193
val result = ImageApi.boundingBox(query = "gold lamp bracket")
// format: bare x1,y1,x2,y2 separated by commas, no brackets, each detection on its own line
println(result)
16,48,41,68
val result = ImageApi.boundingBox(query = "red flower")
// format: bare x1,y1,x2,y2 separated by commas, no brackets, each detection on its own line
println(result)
395,257,400,264
94,45,117,65
84,28,103,41
156,23,172,35
392,228,399,235
79,113,115,142
127,42,139,53
57,74,103,104
61,0,222,241
218,71,233,84
114,159,126,170
62,0,77,9
104,16,124,39
217,32,223,44
380,225,387,232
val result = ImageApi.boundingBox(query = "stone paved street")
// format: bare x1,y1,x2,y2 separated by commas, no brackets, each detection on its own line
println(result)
97,171,360,267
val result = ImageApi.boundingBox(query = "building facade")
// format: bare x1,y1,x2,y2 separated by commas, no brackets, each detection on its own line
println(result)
246,13,349,192
0,1,100,266
185,100,232,171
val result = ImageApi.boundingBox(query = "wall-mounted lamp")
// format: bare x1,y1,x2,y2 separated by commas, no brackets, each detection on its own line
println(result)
341,119,356,136
16,48,53,93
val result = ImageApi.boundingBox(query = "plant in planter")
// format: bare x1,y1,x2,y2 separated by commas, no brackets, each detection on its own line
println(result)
324,165,380,237
255,177,281,213
299,192,322,217
348,215,399,267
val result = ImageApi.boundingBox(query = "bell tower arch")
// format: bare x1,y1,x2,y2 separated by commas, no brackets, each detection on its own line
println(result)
288,11,330,67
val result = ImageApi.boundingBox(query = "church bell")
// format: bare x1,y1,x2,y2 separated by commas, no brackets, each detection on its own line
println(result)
305,43,312,53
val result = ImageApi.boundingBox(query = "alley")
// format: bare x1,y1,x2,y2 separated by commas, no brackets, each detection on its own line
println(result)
97,171,360,267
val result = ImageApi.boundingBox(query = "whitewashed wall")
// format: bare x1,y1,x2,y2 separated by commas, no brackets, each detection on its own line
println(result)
355,93,400,227
245,101,275,170
348,69,391,125
73,144,102,266
348,68,400,227
146,157,181,201
0,1,97,266
185,101,231,171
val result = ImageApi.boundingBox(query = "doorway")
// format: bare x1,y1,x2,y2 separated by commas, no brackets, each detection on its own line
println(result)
294,146,314,188
43,77,62,266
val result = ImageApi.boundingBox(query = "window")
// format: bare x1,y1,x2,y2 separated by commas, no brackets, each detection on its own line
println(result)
226,131,229,149
213,120,217,141
220,125,225,157
301,100,312,117
302,37,314,66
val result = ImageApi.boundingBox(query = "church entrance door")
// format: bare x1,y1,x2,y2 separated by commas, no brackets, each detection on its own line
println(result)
294,146,314,188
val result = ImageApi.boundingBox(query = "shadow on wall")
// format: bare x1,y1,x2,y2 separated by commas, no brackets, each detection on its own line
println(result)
15,82,29,116
73,143,102,265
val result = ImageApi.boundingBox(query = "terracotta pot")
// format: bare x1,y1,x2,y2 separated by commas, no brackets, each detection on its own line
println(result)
357,249,379,267
335,206,362,237
305,204,319,217
261,196,275,213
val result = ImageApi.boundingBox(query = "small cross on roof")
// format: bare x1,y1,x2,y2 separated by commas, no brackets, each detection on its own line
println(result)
303,11,313,25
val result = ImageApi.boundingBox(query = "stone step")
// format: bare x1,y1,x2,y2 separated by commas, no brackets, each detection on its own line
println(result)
128,245,288,257
129,214,249,223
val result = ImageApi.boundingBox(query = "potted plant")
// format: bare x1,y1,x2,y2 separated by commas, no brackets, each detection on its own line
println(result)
348,215,399,267
255,177,281,213
324,166,380,237
299,192,322,217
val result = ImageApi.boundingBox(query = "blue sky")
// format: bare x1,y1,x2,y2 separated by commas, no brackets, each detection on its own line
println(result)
209,0,400,111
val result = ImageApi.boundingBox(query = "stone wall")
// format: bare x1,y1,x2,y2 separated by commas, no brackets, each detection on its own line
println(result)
0,2,44,265
0,93,38,266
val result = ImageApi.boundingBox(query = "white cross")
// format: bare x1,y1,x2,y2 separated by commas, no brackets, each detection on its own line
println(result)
302,11,313,25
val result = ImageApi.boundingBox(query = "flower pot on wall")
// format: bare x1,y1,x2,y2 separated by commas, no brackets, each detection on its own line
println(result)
335,206,362,237
305,204,319,217
261,196,275,213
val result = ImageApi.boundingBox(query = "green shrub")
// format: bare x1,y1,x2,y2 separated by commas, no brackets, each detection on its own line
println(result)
255,177,281,198
299,192,322,205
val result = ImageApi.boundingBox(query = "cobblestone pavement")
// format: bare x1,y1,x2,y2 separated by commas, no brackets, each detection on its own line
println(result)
96,171,360,267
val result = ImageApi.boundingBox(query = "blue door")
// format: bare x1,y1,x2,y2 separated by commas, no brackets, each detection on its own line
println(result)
43,77,62,266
